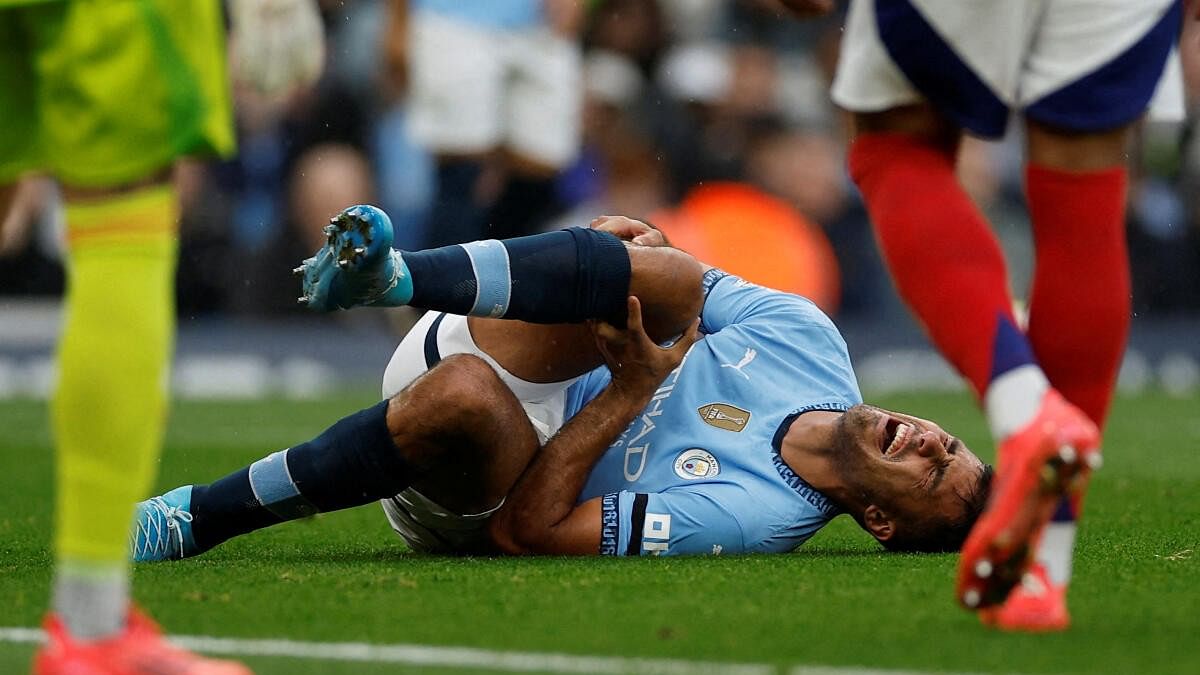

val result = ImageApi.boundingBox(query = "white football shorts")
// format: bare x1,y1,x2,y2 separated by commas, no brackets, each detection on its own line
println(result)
832,0,1183,137
407,10,582,168
378,310,580,553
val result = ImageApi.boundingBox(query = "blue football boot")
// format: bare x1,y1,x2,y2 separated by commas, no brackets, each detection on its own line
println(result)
295,204,414,311
131,485,202,562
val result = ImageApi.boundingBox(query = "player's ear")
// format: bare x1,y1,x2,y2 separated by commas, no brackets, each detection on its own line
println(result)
863,505,895,541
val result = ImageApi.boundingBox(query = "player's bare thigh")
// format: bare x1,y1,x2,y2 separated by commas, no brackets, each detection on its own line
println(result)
1025,119,1135,172
850,103,962,153
469,238,706,383
850,102,1136,172
387,353,541,516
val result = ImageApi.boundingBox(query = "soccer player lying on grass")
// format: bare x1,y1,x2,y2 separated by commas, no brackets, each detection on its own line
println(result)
133,207,991,559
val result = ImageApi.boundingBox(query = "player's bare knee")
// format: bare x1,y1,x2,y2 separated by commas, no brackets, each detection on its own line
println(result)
387,354,501,420
427,354,510,417
384,354,514,467
628,245,705,340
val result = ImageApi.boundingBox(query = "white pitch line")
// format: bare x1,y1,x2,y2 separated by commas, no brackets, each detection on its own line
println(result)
0,628,769,675
0,627,988,675
170,636,774,675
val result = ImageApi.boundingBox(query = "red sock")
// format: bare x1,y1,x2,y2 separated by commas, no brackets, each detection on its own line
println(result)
1025,164,1130,429
848,133,1018,399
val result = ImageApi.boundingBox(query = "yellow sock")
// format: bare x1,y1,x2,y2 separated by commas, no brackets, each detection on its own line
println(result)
53,185,178,574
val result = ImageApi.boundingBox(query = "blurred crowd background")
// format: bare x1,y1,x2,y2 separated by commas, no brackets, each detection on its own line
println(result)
2,0,1198,332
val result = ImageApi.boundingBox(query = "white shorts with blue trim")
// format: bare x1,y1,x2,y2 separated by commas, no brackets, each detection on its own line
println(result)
378,310,580,552
832,0,1182,137
380,488,504,554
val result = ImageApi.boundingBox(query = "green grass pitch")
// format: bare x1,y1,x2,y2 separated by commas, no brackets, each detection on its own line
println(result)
1,391,1197,674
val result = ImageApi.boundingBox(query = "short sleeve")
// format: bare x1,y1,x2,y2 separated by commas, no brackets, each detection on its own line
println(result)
563,366,613,421
600,487,746,557
700,269,828,334
698,270,861,405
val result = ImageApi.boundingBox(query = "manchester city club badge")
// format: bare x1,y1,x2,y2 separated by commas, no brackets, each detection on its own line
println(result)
673,448,721,480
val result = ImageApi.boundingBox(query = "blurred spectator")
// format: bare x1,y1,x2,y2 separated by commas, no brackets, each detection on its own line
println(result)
585,0,668,75
3,0,1198,325
290,144,377,255
386,0,585,246
550,49,671,230
653,181,841,313
0,176,63,295
745,127,847,225
175,1,378,316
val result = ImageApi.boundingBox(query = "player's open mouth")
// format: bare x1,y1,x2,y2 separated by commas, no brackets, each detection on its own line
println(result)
881,418,913,457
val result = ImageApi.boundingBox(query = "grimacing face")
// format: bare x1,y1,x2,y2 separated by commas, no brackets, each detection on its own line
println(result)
831,404,987,541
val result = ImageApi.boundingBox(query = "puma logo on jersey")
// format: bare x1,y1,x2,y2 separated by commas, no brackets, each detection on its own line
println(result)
697,403,751,432
719,347,756,379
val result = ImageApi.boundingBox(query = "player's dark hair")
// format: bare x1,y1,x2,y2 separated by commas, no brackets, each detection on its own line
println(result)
880,463,994,553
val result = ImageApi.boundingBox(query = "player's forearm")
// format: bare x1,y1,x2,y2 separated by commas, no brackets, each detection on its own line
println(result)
492,384,652,552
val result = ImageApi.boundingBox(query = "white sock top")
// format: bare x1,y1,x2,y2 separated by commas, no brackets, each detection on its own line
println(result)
984,363,1050,441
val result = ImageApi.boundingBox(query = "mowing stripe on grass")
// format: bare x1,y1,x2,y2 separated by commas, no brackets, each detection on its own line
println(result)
789,670,984,675
0,627,985,675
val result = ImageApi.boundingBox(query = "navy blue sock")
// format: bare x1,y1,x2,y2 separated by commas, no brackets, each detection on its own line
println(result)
189,400,413,551
402,226,631,325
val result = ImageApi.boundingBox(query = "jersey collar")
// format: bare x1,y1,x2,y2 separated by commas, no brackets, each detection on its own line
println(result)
770,403,851,517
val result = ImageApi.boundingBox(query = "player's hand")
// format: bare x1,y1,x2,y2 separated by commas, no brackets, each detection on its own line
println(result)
229,0,325,98
591,297,700,396
589,215,670,247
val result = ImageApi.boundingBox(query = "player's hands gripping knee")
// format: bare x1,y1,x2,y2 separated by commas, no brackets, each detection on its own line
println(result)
589,215,670,248
591,296,701,396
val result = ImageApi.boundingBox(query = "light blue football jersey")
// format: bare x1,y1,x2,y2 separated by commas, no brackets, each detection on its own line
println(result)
564,269,863,556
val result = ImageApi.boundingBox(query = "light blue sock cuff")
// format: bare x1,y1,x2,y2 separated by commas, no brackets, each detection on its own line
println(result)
248,450,319,520
460,240,512,318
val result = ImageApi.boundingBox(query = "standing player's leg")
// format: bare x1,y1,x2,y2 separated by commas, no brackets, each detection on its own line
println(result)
1024,126,1131,432
1018,0,1180,430
847,105,1024,406
133,354,542,559
47,180,254,674
979,0,1182,631
976,122,1134,630
834,1,1056,448
24,0,246,672
50,176,177,639
833,0,1102,615
845,107,1098,613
